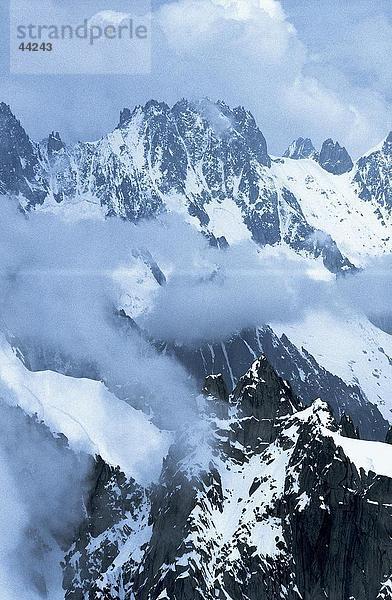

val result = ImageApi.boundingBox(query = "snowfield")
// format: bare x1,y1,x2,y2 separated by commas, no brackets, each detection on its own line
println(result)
273,310,392,421
0,336,171,484
271,157,392,264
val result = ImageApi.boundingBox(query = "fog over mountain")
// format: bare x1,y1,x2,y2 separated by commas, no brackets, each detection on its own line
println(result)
0,98,392,599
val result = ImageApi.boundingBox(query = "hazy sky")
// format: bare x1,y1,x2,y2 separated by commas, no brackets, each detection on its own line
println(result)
0,0,391,156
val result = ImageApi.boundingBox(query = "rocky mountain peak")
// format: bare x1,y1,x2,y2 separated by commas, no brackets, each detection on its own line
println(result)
0,102,46,203
0,98,390,273
47,131,65,154
0,101,14,117
228,356,302,451
118,107,132,126
383,131,392,154
291,397,337,433
0,102,25,133
283,137,316,160
352,131,392,210
318,138,354,174
62,351,392,600
340,413,360,439
143,98,170,116
231,355,301,409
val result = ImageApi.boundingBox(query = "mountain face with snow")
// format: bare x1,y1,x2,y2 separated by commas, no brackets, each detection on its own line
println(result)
0,102,47,203
1,98,392,599
62,357,392,600
158,324,389,441
284,137,353,175
2,99,392,269
353,131,392,211
283,137,316,160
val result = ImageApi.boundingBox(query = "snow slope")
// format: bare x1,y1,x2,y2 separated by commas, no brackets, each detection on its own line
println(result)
272,157,392,264
273,310,392,422
0,336,170,484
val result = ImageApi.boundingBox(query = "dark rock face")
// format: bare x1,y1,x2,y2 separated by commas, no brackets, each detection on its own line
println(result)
133,438,224,600
386,426,392,445
119,107,132,125
131,248,167,286
0,102,46,203
164,325,388,442
283,137,316,160
340,413,360,438
317,138,353,174
47,131,65,154
203,373,229,403
63,457,149,600
229,356,302,452
63,355,392,600
285,419,392,600
14,309,388,444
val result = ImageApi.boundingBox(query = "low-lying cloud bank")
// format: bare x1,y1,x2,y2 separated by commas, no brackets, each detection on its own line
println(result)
0,199,390,599
0,200,388,359
139,244,334,343
337,255,392,320
0,202,199,428
0,401,91,600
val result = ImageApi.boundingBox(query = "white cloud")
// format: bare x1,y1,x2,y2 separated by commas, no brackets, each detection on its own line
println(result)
154,0,391,156
1,0,390,160
158,0,299,62
314,14,392,97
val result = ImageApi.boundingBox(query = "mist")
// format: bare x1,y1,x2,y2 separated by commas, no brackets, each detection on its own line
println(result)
0,401,91,599
0,199,372,374
0,197,390,599
338,255,392,317
337,255,392,332
0,200,387,402
0,202,200,429
139,244,335,343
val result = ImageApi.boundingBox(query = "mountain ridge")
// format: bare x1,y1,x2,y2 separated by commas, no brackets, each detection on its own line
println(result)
62,355,392,599
1,99,391,269
1,98,392,599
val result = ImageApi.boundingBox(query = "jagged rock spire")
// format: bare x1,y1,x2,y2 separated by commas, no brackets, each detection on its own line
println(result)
385,425,392,445
47,131,64,154
231,356,302,416
0,101,46,203
339,413,360,439
318,138,353,174
284,137,316,160
119,107,132,126
229,356,302,451
64,351,392,600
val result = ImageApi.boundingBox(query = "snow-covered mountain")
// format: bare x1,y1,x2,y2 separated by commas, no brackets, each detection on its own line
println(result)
284,136,353,174
63,357,392,600
1,98,392,599
2,99,392,269
353,132,392,211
